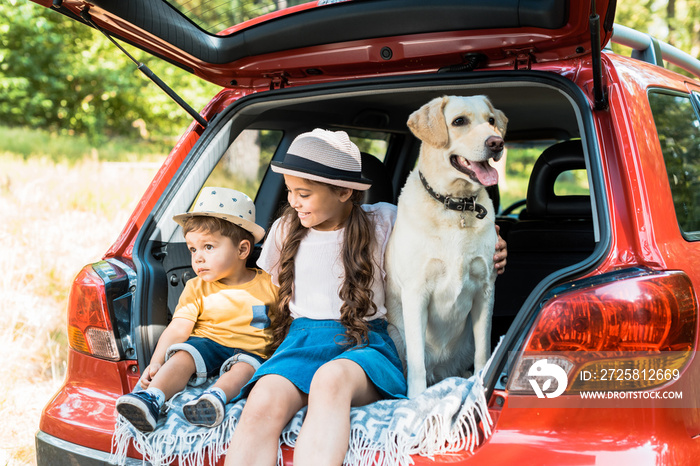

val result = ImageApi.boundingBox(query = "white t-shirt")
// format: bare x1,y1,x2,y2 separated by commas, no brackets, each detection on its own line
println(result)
257,202,396,321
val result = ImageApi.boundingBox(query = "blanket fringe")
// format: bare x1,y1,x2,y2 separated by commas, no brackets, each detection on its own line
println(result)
111,399,241,466
314,376,493,466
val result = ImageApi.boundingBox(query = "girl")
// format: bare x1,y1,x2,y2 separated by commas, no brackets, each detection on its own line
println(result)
225,129,506,466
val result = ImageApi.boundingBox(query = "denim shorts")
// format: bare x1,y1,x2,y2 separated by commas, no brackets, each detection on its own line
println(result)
235,318,407,401
166,336,265,386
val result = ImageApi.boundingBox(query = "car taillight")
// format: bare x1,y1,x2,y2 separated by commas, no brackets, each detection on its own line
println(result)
67,264,121,361
509,270,697,393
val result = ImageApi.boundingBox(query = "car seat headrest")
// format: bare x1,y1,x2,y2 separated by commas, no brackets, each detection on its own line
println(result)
361,152,395,204
526,140,591,219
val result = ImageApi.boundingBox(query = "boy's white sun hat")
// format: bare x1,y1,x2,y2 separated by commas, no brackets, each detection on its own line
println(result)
270,128,372,191
173,187,266,243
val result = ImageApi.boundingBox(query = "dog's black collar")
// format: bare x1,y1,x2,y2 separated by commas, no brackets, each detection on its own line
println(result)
419,171,488,219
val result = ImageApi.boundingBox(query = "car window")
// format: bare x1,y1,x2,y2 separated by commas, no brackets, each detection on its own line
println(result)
553,169,589,196
167,0,314,34
201,129,284,199
348,130,391,162
499,141,555,211
648,91,700,240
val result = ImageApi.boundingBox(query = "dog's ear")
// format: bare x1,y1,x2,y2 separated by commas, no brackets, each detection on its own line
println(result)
407,96,449,148
492,108,508,162
494,108,508,138
483,97,508,138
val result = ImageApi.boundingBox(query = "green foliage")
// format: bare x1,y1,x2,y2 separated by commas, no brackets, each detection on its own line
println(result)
0,0,221,144
614,1,700,77
1,0,699,153
505,146,540,177
499,144,540,210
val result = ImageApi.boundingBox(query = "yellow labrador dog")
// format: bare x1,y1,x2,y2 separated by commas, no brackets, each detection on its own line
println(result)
386,95,507,397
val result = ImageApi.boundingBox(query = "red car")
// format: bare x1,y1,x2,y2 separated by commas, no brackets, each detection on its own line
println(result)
31,0,700,464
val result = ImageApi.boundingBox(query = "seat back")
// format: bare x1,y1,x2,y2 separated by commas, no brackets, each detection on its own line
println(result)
522,139,591,220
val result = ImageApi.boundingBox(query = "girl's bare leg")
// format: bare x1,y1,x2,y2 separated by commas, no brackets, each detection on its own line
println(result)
293,359,380,466
225,374,306,466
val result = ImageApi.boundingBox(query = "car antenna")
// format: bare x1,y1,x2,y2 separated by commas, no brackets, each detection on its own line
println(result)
80,8,208,129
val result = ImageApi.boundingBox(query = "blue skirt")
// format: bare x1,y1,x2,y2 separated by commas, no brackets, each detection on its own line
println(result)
235,318,407,401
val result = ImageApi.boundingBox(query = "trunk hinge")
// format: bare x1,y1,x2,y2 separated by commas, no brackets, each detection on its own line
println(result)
80,8,208,129
506,49,534,70
590,0,612,111
266,73,289,91
515,52,533,70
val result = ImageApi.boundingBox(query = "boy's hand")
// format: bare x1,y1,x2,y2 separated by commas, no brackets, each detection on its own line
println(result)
138,362,162,389
494,225,507,275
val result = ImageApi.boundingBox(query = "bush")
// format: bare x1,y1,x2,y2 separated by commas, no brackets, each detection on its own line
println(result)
0,1,220,144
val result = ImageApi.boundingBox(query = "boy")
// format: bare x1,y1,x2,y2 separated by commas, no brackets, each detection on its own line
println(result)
115,187,276,432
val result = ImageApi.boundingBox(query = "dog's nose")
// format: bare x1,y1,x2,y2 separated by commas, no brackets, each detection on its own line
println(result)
486,136,504,153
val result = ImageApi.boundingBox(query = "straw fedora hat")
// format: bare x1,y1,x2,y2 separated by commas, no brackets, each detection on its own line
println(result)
270,128,372,191
173,187,266,243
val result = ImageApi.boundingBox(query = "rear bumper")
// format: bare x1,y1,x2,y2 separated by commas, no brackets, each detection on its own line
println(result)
37,350,142,465
35,430,144,466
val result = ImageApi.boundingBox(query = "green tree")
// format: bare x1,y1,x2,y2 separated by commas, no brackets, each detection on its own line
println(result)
0,0,220,142
2,1,700,144
616,0,700,61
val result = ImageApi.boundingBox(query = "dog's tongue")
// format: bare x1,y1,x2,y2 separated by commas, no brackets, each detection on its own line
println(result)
456,156,499,186
472,161,499,186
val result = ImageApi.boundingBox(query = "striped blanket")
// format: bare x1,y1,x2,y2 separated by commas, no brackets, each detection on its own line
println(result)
112,362,496,466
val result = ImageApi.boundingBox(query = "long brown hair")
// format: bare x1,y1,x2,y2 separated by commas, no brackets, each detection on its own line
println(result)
269,185,377,349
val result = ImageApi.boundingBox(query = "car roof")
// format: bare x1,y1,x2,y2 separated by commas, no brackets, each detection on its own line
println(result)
35,0,615,88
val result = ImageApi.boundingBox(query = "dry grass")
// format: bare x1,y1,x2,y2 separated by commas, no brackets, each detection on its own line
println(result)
0,154,162,465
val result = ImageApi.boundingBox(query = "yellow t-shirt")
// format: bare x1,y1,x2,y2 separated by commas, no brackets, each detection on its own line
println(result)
173,269,277,359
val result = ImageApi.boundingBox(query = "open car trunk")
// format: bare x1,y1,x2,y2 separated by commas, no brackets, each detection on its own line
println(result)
131,69,606,459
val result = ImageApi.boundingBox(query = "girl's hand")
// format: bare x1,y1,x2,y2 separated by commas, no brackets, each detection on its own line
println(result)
493,225,507,275
138,362,162,389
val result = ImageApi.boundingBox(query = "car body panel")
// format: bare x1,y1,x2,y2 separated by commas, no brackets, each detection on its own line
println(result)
477,401,700,465
602,53,699,275
39,350,138,453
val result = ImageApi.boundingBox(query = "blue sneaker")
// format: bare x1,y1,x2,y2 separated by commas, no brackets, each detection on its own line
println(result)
115,391,161,432
182,390,227,427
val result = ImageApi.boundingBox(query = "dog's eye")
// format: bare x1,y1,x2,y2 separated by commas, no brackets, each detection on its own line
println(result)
452,117,468,126
489,117,496,125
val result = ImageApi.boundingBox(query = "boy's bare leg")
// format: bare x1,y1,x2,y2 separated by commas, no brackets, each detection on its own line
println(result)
293,359,380,466
210,361,256,401
148,350,196,400
225,375,306,466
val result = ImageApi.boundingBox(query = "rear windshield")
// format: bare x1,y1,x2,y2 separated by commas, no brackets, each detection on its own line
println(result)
166,0,317,34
